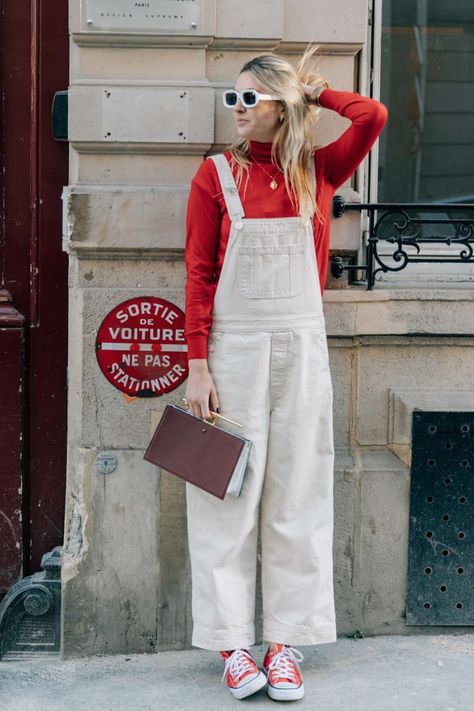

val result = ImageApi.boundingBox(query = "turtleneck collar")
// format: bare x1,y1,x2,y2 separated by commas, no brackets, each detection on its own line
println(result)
248,140,279,164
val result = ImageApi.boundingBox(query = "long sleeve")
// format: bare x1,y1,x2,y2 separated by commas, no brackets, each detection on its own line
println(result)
184,160,222,360
316,88,389,191
183,94,389,360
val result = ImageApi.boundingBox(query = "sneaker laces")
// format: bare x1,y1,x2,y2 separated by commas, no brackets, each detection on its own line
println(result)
221,649,258,683
268,646,304,683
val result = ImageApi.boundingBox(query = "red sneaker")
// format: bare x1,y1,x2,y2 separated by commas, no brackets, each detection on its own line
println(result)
263,643,305,700
220,648,268,699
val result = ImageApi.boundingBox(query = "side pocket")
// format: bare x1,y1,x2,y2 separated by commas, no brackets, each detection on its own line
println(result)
311,330,330,368
206,332,226,375
207,331,224,356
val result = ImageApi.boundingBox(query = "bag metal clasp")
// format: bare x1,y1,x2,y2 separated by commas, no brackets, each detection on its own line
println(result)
181,398,243,428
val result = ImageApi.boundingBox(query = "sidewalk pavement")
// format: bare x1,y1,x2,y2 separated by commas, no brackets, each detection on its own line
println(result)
1,633,473,711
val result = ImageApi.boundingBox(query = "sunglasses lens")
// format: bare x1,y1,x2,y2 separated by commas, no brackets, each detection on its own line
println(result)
242,91,257,107
224,91,238,107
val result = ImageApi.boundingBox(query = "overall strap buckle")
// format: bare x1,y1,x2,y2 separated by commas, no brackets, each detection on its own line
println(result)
208,154,245,224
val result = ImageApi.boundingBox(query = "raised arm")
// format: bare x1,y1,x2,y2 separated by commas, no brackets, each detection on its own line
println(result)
316,87,389,191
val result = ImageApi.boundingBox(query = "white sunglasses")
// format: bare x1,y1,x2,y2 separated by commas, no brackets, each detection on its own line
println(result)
222,89,280,109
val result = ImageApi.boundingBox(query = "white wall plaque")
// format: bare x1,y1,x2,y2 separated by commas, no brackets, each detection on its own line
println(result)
82,0,202,32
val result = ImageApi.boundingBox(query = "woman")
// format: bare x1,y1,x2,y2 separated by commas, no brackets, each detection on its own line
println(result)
183,44,388,701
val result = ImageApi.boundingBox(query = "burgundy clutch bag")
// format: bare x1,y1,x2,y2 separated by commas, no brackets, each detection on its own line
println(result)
143,405,251,500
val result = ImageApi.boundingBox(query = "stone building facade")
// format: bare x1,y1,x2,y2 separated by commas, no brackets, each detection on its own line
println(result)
61,0,474,657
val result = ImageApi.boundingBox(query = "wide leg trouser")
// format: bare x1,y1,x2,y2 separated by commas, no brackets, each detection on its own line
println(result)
185,327,337,651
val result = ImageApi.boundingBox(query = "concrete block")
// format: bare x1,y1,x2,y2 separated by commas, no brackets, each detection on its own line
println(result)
73,46,207,81
156,470,193,651
356,454,410,633
69,84,214,145
388,387,474,465
324,288,474,337
333,450,359,628
205,49,351,88
67,279,86,442
215,0,284,44
328,339,352,445
62,447,160,657
354,295,474,336
334,448,410,636
282,0,367,45
74,257,186,290
75,153,203,186
64,187,189,252
354,338,474,446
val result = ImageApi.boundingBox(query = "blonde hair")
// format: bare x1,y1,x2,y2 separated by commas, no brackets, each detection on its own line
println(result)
227,43,327,225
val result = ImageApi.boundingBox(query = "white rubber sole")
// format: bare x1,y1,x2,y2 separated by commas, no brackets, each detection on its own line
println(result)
267,682,305,701
229,671,268,699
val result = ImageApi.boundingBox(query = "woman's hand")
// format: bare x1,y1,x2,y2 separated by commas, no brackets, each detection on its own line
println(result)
301,81,329,105
301,83,315,102
185,359,220,420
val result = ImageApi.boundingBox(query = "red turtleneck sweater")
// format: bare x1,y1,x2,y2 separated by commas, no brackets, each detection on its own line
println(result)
184,88,388,360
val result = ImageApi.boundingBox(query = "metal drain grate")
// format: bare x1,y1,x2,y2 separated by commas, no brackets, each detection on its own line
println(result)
406,411,473,625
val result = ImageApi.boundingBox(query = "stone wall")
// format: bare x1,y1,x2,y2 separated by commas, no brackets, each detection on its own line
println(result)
61,0,474,657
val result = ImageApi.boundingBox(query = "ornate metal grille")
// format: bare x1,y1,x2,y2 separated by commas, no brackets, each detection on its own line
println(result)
331,198,474,289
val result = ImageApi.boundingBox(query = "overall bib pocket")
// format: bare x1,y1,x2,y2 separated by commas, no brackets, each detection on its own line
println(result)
237,243,305,299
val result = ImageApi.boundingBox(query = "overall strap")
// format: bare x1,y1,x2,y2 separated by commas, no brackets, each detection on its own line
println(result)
208,152,316,221
208,154,245,224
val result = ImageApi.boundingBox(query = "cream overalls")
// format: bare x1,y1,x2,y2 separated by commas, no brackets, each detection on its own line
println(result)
185,153,337,651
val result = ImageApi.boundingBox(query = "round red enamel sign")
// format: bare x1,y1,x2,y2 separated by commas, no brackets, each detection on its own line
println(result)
95,296,188,397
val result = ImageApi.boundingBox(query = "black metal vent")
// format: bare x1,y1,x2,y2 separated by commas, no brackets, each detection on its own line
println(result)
406,412,473,625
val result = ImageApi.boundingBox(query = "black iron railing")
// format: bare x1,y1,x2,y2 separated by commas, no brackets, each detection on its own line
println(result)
331,196,474,289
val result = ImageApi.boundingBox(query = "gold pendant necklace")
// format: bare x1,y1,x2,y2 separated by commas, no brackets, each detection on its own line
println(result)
251,157,282,190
